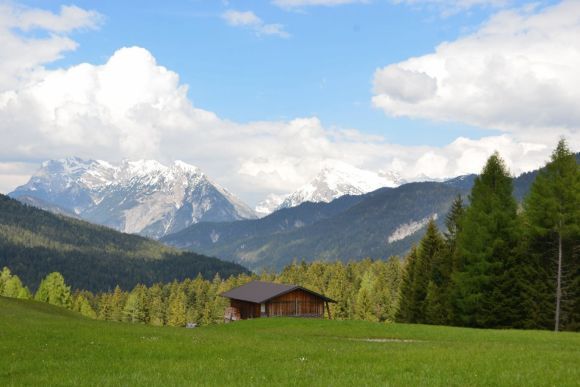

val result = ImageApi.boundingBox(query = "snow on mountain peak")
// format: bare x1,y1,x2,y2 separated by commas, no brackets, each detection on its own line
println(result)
273,161,403,212
255,193,287,217
10,157,257,238
172,160,202,175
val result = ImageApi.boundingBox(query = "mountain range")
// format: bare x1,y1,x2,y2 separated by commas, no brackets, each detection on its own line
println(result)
254,161,404,216
0,194,248,292
10,157,256,239
161,154,580,271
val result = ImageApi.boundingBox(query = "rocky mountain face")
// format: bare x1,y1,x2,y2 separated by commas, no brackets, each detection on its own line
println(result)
255,161,404,216
162,167,550,272
10,157,257,239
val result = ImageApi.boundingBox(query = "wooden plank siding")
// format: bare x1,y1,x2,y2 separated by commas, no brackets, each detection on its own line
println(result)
267,289,324,317
230,299,261,319
229,289,325,319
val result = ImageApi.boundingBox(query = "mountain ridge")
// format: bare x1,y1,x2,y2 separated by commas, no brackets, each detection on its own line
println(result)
10,157,257,239
0,193,248,291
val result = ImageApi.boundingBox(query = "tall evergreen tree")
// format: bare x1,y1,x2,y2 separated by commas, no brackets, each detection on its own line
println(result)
524,139,580,331
397,247,419,323
414,219,444,324
167,286,187,327
453,152,530,328
438,195,465,324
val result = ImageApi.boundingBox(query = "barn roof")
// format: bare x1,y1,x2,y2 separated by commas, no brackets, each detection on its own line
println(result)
220,281,335,304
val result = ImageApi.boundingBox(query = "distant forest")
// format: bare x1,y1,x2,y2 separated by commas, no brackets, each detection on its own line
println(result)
0,194,248,291
1,140,578,331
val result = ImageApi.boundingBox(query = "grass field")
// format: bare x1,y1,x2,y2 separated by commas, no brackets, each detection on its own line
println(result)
1,297,579,386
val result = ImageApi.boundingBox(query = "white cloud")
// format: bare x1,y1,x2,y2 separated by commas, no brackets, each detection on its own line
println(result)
0,3,102,91
373,1,580,139
222,10,289,38
273,0,366,8
0,2,576,205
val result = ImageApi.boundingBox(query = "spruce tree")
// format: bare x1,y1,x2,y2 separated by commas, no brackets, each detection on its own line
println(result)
148,284,166,326
167,286,187,327
355,270,378,321
438,195,465,324
110,286,126,322
524,139,580,331
397,247,419,323
414,219,444,324
453,152,529,328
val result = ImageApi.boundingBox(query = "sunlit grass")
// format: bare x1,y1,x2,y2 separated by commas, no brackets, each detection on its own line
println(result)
1,296,578,386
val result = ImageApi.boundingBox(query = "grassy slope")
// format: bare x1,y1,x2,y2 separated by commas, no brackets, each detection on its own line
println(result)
2,298,579,386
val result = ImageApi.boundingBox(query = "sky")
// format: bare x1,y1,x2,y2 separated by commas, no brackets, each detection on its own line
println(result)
0,0,578,205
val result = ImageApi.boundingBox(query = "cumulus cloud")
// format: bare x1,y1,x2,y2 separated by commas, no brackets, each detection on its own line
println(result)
222,10,289,38
373,0,580,141
0,2,575,205
0,3,102,91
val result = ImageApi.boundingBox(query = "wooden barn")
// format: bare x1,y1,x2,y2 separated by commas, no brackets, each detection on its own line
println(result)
221,281,335,321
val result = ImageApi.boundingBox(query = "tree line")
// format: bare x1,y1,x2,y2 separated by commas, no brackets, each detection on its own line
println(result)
0,259,403,326
398,139,579,331
1,140,577,331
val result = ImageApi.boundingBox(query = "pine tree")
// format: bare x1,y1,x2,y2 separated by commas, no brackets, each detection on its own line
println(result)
110,286,126,322
123,284,149,323
167,286,187,327
148,284,165,326
524,139,580,331
453,152,530,328
414,219,444,324
355,270,378,321
35,272,72,308
97,293,113,320
397,247,419,323
437,195,465,324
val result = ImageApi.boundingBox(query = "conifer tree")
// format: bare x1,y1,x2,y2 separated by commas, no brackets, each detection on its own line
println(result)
355,270,378,321
0,267,11,294
167,286,187,327
110,286,126,322
524,139,580,331
123,284,149,323
97,293,113,320
0,268,30,299
73,294,97,319
453,153,529,328
35,272,72,308
414,219,444,324
397,247,419,323
434,195,465,324
148,284,165,326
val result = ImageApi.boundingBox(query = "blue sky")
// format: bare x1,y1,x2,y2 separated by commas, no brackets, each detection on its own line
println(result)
0,0,576,203
22,0,516,145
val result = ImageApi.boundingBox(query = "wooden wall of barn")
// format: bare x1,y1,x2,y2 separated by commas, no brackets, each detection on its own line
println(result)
230,299,261,319
267,289,324,317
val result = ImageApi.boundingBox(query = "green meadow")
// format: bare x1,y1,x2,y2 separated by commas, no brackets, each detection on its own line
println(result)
1,296,579,387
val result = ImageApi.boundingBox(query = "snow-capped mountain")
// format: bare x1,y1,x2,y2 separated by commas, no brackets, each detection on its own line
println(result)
10,157,257,239
254,193,287,217
273,161,404,213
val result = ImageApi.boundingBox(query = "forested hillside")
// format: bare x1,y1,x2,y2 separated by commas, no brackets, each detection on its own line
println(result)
163,154,580,271
0,195,248,292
